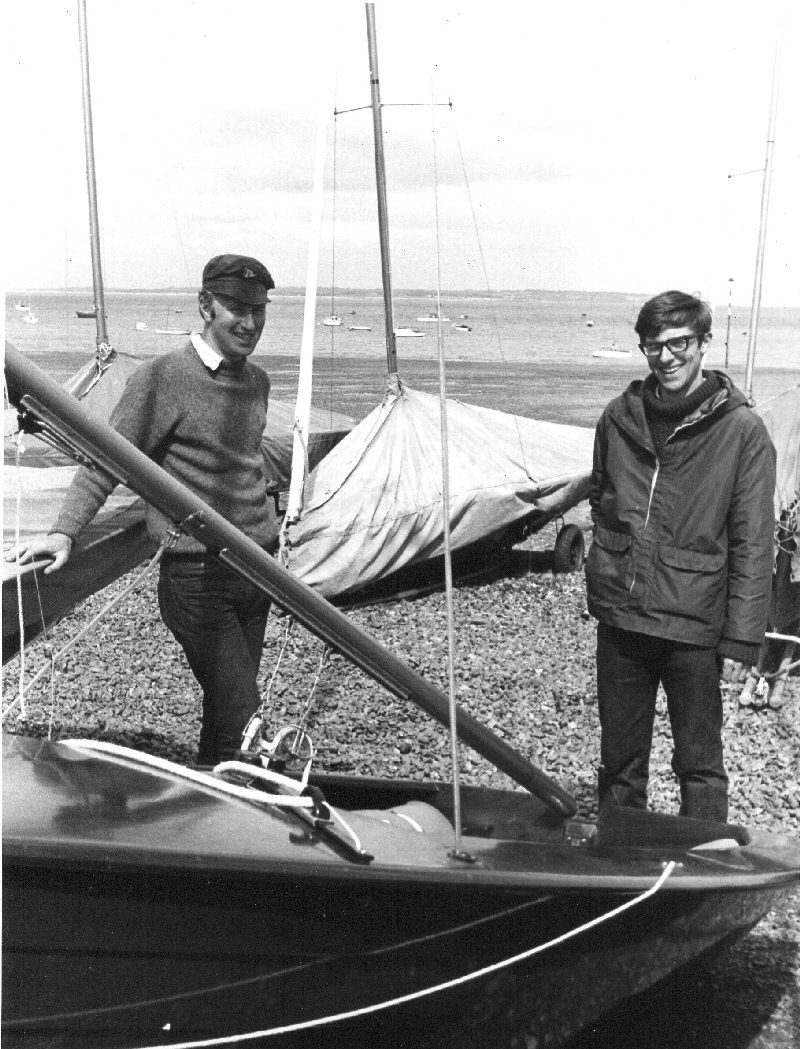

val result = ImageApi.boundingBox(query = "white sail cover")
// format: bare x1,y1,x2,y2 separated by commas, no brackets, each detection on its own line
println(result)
757,384,800,582
285,376,594,596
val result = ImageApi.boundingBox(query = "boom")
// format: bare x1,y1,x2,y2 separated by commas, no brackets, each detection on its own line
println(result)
5,342,578,817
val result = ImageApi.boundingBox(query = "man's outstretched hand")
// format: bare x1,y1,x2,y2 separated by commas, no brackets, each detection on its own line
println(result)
4,533,73,574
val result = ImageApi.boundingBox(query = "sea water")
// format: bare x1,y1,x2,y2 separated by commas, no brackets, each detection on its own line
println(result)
5,288,798,425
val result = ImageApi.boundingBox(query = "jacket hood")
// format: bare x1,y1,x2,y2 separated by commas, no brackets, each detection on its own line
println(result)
610,370,749,448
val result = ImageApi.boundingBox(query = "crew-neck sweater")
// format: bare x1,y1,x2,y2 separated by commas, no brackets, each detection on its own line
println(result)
53,344,279,553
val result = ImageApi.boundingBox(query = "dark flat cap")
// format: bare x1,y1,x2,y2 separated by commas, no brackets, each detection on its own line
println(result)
202,254,275,304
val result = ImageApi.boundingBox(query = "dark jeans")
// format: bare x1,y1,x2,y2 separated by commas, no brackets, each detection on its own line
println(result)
158,558,271,764
596,622,728,821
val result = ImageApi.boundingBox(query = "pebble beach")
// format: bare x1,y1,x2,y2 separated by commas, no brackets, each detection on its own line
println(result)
5,516,799,1047
4,290,800,1046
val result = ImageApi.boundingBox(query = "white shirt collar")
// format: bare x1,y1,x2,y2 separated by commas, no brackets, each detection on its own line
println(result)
191,331,225,371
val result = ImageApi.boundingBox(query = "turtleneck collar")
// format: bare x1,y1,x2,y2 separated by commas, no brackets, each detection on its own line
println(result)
643,371,722,418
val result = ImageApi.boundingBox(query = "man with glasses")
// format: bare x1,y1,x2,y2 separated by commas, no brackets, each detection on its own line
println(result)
585,289,775,822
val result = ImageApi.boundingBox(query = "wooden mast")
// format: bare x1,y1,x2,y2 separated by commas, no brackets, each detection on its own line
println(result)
365,4,398,375
77,0,112,359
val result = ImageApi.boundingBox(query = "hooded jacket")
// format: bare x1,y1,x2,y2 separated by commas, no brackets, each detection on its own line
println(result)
585,370,776,657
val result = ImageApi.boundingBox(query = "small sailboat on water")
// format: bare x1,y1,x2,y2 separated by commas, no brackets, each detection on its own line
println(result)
592,340,633,360
155,305,191,336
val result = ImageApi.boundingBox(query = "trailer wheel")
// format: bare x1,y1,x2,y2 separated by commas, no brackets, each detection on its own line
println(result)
553,524,585,573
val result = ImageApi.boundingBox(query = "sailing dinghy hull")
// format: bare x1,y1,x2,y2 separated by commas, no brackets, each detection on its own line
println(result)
3,346,799,1047
3,734,799,1048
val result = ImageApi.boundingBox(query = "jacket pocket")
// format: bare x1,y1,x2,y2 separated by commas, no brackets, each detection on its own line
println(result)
592,526,632,554
652,545,727,626
586,526,633,607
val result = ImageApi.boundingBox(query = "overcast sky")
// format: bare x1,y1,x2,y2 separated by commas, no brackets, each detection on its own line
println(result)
5,1,798,306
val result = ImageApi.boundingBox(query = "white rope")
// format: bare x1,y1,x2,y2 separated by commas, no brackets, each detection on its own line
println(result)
214,758,365,854
12,432,28,718
324,804,365,856
60,741,314,810
130,861,677,1048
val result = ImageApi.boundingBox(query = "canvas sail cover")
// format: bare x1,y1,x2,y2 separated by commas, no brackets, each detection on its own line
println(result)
757,384,800,582
4,351,151,656
284,376,595,597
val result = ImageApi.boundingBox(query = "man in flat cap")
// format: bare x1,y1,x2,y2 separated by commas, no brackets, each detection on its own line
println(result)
7,254,280,764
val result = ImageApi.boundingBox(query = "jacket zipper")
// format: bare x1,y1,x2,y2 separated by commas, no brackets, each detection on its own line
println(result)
630,457,660,594
619,384,728,597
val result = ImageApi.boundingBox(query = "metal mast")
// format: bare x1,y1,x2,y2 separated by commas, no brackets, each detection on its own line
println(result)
77,0,111,358
365,4,398,374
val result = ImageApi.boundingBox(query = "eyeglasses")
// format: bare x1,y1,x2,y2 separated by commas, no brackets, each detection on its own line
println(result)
639,334,701,359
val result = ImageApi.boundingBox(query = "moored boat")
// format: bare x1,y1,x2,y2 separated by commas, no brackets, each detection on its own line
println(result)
592,342,634,360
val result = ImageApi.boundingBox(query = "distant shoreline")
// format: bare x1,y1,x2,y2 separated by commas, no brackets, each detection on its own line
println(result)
8,288,800,310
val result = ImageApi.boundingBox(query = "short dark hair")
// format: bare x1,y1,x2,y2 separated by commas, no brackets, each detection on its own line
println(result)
634,290,713,341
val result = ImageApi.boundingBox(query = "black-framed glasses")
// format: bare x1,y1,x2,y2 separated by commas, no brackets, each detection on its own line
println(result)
639,334,701,359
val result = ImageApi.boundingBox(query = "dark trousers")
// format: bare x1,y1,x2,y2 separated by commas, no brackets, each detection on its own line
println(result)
158,558,271,764
596,622,728,821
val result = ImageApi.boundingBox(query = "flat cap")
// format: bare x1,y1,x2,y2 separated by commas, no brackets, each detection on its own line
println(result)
202,254,275,305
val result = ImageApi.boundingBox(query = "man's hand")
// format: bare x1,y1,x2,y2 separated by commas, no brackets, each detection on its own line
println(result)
720,657,749,684
4,533,73,574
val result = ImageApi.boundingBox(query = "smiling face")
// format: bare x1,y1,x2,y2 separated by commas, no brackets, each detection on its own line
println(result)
199,292,266,363
643,325,710,401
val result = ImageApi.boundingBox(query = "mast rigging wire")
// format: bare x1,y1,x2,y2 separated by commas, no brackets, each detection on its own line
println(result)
429,73,465,858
